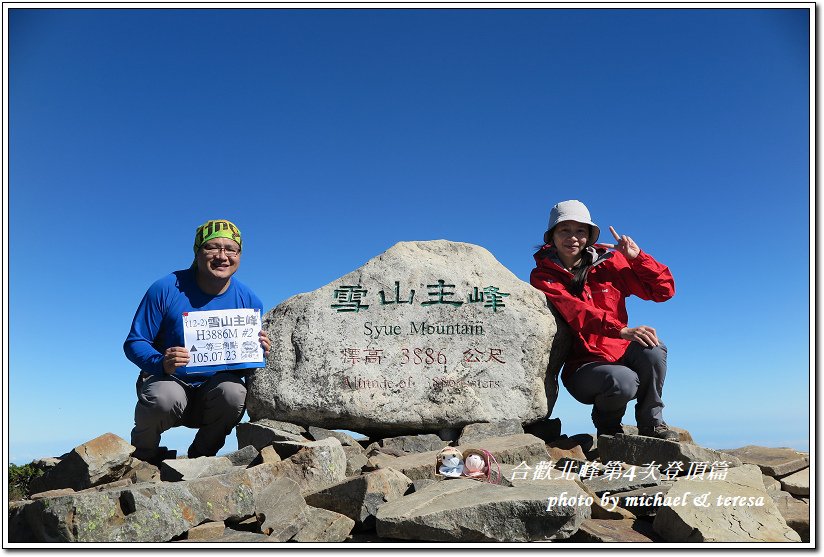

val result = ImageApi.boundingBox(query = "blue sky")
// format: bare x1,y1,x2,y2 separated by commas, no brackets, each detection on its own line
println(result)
7,7,811,464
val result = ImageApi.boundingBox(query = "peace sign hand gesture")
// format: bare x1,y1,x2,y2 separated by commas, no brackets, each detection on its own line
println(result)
602,225,640,260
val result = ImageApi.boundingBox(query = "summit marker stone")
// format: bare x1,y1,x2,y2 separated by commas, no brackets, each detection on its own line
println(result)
247,240,569,434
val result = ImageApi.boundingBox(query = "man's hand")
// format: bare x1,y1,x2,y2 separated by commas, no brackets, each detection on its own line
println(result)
259,330,271,358
602,225,640,259
620,325,659,347
163,346,190,374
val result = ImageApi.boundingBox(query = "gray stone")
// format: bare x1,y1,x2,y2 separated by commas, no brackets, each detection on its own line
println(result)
375,478,590,542
19,471,258,542
569,518,659,543
652,464,800,542
259,446,282,464
292,507,356,542
178,530,273,543
573,478,637,520
772,494,809,542
762,473,781,492
185,521,226,540
343,446,369,476
583,466,661,496
372,434,549,481
378,433,449,454
458,420,525,446
617,484,674,516
29,433,135,493
305,468,413,529
412,479,437,492
223,445,260,467
254,476,309,541
722,445,809,477
29,487,76,500
779,467,809,496
8,501,37,542
598,434,742,474
307,426,362,447
236,420,307,450
122,458,160,484
159,456,236,482
246,240,570,434
267,438,348,494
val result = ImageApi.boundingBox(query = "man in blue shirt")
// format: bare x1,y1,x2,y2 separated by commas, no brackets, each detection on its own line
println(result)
124,219,270,463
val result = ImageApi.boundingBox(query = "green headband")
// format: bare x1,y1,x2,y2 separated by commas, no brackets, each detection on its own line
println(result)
193,219,242,255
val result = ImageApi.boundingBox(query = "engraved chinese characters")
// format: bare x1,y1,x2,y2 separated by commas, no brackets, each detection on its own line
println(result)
246,241,570,434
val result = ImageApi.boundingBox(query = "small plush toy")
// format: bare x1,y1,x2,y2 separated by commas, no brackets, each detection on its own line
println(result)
438,448,465,478
463,452,488,478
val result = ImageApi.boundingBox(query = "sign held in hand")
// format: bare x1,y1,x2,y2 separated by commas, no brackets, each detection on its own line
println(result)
182,308,263,367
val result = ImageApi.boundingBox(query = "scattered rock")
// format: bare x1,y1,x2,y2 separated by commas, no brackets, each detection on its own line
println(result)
778,467,809,496
30,488,75,500
652,464,800,542
375,478,589,542
236,420,307,450
159,456,236,482
458,420,525,446
268,438,348,494
259,446,282,464
377,434,449,454
582,466,661,496
20,470,258,542
616,484,674,516
185,521,226,540
306,427,363,447
598,434,742,475
762,474,781,492
772,494,810,542
223,445,260,467
722,446,809,477
254,476,309,541
570,518,659,543
29,433,135,493
343,446,369,476
121,458,161,484
292,507,356,542
305,468,413,530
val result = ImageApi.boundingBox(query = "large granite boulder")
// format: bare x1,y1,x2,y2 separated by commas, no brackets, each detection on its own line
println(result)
29,433,135,493
247,240,570,434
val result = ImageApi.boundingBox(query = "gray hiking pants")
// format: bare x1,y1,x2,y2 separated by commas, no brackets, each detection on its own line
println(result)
130,372,246,459
563,342,668,431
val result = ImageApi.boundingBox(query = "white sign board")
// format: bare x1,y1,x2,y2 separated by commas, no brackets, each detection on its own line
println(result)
182,308,263,367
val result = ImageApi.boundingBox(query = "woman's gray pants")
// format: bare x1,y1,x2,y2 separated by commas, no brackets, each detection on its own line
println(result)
562,342,668,431
130,372,246,459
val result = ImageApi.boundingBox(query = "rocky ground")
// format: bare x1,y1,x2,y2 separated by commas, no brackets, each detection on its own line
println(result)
8,420,810,544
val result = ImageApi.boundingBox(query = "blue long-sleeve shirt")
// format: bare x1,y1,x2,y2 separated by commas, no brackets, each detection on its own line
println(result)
124,269,265,386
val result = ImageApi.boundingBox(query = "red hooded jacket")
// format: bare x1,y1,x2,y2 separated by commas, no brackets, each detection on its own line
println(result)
530,244,675,382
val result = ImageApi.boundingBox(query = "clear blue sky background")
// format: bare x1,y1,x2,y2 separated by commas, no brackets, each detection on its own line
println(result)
7,7,811,464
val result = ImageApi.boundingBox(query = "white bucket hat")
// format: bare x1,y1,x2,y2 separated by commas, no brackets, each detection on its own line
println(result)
546,200,600,246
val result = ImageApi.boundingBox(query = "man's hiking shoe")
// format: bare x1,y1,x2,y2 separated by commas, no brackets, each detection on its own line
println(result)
638,423,680,441
132,446,177,467
596,424,624,437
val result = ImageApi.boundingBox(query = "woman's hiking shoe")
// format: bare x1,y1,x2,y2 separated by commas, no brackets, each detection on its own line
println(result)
638,424,679,441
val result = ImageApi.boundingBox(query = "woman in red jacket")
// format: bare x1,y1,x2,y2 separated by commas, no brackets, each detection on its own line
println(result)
530,200,678,440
